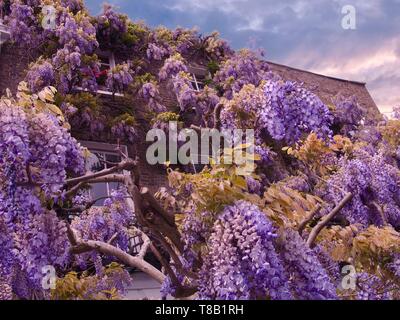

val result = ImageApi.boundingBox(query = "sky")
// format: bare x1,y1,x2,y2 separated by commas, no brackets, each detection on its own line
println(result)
86,0,400,115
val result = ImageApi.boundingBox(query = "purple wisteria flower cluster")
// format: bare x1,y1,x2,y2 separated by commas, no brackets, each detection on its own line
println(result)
71,188,134,269
26,59,55,93
96,4,127,37
322,150,400,228
198,201,292,300
214,49,270,99
106,62,134,93
0,98,84,299
261,80,333,144
332,95,366,136
276,228,337,300
159,54,188,81
140,82,167,113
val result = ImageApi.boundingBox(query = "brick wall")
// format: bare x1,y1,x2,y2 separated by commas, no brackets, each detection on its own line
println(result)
0,44,383,193
0,43,36,95
268,62,382,121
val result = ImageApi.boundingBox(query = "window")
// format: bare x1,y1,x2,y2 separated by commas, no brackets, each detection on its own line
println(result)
75,51,124,97
79,140,144,256
80,141,128,206
96,52,116,90
190,73,206,92
0,7,10,47
188,66,209,92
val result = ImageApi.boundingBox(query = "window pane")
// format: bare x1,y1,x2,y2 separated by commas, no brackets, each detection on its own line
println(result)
91,183,108,206
90,152,105,172
98,55,110,87
81,145,127,206
106,153,121,164
108,182,120,194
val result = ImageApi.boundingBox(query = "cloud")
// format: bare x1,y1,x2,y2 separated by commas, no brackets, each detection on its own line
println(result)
85,0,400,113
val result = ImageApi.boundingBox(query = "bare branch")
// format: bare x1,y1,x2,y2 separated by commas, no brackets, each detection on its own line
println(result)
66,159,137,186
371,201,388,226
70,240,165,284
190,124,202,132
213,103,223,129
64,182,85,198
107,233,119,245
298,204,321,235
85,174,126,184
149,243,181,288
124,175,185,254
141,187,175,227
307,192,353,248
66,223,78,246
150,243,198,299
138,233,151,259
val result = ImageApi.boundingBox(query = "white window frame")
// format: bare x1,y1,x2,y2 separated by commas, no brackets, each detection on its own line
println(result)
0,8,10,48
190,73,204,92
75,51,124,97
79,140,129,205
79,140,143,255
188,65,209,92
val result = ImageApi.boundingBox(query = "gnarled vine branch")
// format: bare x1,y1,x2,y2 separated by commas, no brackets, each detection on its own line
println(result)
307,192,353,248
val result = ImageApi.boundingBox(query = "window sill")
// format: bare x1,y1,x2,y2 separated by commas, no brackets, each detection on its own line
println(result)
75,86,124,97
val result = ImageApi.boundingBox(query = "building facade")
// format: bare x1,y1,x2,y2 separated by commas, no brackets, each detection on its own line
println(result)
0,33,382,194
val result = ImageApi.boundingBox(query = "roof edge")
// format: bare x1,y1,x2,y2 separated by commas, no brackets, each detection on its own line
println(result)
267,60,367,86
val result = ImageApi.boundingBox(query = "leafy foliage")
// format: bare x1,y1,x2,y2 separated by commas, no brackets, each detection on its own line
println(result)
51,263,132,300
1,0,400,301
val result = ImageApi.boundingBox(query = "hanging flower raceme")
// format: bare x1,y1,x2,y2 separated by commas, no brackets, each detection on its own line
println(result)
321,150,400,228
15,211,71,294
147,43,169,61
332,95,366,136
261,80,333,144
194,86,220,125
0,86,85,299
172,27,198,55
276,228,337,300
26,59,55,93
159,53,188,81
146,26,176,61
170,72,197,111
110,113,137,143
203,31,234,61
140,82,167,113
6,1,38,46
71,188,134,269
95,3,130,50
214,49,270,99
56,11,98,55
106,62,134,93
198,201,292,300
